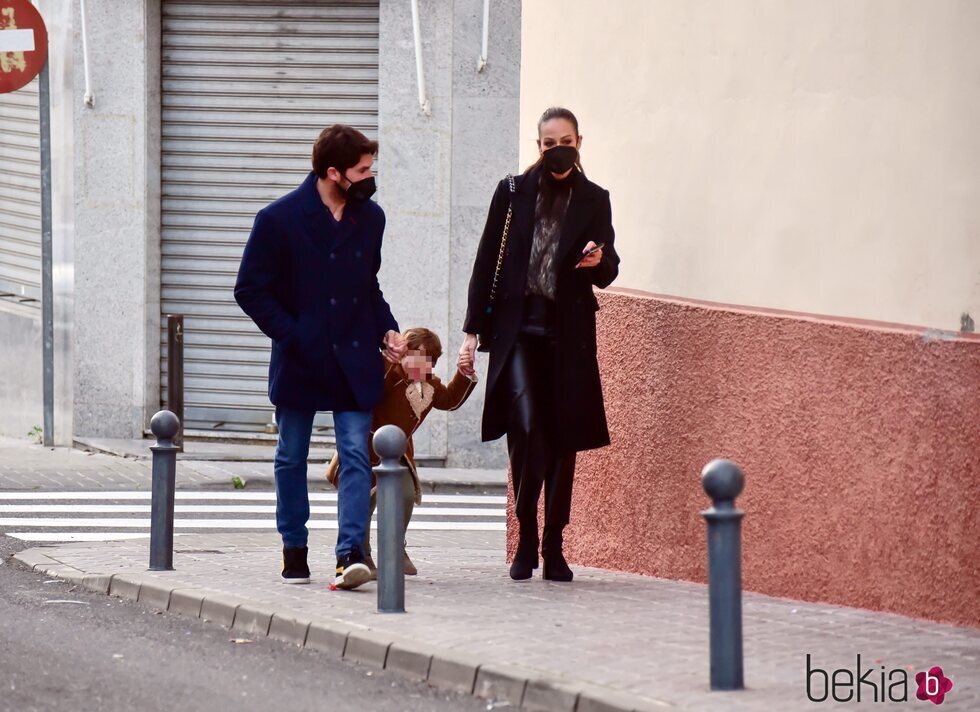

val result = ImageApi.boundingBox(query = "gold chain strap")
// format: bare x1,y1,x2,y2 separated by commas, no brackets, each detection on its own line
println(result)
487,174,516,311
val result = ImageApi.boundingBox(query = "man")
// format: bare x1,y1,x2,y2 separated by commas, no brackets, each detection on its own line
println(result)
235,125,406,590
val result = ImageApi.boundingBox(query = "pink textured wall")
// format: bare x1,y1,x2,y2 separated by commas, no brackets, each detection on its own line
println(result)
507,289,980,627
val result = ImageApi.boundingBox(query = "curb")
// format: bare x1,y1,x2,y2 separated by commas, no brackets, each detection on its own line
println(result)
12,548,672,712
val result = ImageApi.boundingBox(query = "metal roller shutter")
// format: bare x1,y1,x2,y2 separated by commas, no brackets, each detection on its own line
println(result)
160,0,380,433
0,77,41,306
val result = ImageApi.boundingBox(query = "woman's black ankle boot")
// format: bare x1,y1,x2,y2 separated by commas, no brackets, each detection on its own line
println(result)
541,530,573,582
542,551,573,582
509,535,539,581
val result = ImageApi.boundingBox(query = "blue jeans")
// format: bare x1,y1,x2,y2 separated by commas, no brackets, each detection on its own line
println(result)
274,406,373,557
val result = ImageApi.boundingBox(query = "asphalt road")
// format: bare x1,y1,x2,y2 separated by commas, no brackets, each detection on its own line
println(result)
0,534,488,712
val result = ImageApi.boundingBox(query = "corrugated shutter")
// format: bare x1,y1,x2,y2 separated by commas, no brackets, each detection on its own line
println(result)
0,77,41,306
160,0,380,432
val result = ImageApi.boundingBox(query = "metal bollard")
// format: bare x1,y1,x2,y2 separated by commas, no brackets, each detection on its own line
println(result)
373,424,408,613
149,410,180,571
166,315,185,452
701,459,746,691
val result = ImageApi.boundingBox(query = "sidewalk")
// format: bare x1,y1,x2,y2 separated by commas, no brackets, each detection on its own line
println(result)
14,530,980,711
0,437,506,494
4,437,978,709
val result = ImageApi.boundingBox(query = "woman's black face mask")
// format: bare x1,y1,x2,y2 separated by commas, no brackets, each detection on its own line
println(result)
342,173,377,202
542,145,578,174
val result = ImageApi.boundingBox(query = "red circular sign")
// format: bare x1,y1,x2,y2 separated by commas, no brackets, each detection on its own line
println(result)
0,0,48,94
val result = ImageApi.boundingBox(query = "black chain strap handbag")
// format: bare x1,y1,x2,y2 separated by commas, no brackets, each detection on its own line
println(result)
477,174,516,353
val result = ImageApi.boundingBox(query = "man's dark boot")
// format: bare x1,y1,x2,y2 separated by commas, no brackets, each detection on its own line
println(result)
541,529,573,582
281,545,311,584
509,530,539,581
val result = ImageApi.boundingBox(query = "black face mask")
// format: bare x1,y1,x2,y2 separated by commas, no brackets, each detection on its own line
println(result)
542,145,578,174
342,174,377,202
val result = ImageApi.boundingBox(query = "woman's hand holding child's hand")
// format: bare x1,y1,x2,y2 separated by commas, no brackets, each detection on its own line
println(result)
458,334,478,377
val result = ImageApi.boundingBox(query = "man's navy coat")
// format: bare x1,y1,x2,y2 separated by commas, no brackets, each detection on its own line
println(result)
234,172,399,412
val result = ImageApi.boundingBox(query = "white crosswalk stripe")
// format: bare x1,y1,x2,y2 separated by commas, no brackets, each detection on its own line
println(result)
0,491,507,543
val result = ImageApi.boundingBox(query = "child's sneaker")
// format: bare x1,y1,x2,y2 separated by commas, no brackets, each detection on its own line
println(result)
403,550,418,576
334,547,371,590
281,546,310,584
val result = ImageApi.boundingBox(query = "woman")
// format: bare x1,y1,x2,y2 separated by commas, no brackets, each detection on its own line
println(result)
458,107,619,582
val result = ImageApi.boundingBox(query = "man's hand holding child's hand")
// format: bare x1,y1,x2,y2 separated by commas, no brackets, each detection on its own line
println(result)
383,330,407,363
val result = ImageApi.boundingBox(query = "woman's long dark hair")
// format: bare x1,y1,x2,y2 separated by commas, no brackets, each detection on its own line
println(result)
527,106,585,175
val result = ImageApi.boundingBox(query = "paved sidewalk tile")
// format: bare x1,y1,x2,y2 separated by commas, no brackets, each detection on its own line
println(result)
0,437,252,491
17,531,980,711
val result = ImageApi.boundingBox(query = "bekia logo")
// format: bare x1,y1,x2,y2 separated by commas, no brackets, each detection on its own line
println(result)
915,667,954,705
806,655,954,705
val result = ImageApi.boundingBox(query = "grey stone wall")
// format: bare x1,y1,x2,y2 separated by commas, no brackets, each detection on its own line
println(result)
378,0,520,468
8,0,519,462
71,0,160,439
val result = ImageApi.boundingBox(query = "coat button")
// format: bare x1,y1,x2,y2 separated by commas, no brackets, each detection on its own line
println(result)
330,253,336,260
332,343,338,350
352,297,358,304
355,250,363,258
330,298,337,305
353,340,359,347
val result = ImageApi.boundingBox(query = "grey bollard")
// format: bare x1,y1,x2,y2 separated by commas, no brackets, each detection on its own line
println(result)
149,410,180,571
373,424,408,613
701,459,746,691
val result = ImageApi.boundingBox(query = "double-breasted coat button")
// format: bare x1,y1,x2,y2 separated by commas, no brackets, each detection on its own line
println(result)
330,298,337,305
353,340,359,348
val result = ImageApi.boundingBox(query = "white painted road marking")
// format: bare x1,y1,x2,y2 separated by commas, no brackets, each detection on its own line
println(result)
0,490,509,542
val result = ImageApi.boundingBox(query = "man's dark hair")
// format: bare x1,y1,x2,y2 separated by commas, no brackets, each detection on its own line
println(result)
311,125,378,179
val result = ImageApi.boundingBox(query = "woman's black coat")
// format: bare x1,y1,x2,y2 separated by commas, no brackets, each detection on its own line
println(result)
463,164,620,452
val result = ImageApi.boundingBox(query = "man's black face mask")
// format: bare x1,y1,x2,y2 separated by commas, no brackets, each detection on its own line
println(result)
342,174,377,202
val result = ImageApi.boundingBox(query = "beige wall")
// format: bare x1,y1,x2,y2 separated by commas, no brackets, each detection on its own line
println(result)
519,0,979,331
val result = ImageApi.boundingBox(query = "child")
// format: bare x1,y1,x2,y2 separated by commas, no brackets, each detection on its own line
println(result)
326,327,477,577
